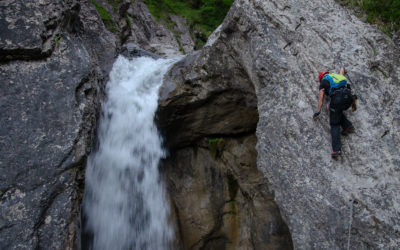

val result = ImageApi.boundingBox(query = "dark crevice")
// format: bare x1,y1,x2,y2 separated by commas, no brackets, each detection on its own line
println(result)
0,48,53,63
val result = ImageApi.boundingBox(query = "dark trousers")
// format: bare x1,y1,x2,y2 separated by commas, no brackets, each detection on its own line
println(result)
329,106,352,152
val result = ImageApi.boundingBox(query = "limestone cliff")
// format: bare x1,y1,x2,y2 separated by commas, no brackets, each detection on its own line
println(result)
1,0,399,249
158,0,400,249
157,42,292,248
0,0,117,248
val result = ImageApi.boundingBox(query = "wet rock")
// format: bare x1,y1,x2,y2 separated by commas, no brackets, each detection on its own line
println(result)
162,135,293,249
0,0,117,249
120,42,160,59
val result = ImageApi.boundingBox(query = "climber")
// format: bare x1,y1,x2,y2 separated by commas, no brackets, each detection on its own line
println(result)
313,67,357,158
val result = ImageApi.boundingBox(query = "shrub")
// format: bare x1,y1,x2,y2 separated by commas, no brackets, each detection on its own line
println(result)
340,0,400,35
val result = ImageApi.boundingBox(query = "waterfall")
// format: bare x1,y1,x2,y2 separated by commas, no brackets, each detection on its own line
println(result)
82,56,176,250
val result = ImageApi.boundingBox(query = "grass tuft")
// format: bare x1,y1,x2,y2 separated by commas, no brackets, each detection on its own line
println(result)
339,0,400,36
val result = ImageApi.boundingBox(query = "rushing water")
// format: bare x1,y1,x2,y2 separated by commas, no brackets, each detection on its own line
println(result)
82,56,176,250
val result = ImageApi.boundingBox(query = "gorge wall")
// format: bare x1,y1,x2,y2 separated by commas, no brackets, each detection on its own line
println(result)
0,0,117,248
158,0,400,249
1,0,399,249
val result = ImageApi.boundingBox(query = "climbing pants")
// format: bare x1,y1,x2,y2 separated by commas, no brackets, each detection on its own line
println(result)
329,106,353,152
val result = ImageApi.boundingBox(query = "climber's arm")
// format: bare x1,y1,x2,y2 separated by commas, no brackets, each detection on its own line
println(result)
313,89,325,119
317,89,324,113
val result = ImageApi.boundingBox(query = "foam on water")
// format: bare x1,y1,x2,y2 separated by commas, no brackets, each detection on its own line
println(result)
83,56,176,250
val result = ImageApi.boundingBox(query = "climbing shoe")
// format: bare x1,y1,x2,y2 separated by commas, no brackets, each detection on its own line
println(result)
331,151,341,159
341,126,355,136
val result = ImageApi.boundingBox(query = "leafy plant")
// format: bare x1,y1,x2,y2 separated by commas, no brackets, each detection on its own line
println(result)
54,34,62,43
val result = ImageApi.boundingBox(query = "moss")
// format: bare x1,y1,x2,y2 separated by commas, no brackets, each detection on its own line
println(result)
54,34,62,43
208,138,224,158
92,0,119,33
126,14,133,28
107,0,124,12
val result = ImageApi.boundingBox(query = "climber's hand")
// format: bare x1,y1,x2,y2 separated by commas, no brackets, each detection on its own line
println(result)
313,112,320,119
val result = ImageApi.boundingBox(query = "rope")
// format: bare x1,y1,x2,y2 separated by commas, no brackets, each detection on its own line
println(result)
347,199,354,250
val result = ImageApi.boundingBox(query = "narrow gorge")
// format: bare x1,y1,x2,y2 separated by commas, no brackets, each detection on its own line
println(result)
1,0,399,249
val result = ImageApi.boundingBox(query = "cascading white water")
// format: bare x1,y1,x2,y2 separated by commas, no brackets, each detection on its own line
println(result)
83,56,176,250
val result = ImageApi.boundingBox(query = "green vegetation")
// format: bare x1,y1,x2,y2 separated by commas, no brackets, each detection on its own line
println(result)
208,138,224,158
340,0,400,35
143,0,234,49
107,0,124,12
54,34,62,43
92,0,119,32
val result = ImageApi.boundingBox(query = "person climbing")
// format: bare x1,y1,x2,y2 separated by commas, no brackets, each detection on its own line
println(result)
313,67,357,158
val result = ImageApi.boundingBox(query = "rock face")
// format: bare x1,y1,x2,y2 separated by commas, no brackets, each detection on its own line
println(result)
158,0,400,249
126,0,192,56
162,136,293,249
0,0,117,248
157,27,293,249
2,0,399,248
0,0,194,248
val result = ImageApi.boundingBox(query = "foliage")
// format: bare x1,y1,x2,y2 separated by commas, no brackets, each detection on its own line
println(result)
340,0,400,35
107,0,124,12
208,138,224,158
54,34,62,43
143,0,234,49
92,0,119,32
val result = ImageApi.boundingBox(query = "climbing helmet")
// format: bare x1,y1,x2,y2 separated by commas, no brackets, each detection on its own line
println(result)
318,71,329,82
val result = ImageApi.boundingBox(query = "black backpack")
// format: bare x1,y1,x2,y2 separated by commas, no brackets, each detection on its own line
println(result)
330,88,353,111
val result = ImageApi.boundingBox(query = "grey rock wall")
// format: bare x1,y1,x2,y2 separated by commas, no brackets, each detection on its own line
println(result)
0,0,117,248
161,135,293,250
125,0,187,56
157,28,293,249
159,0,400,249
